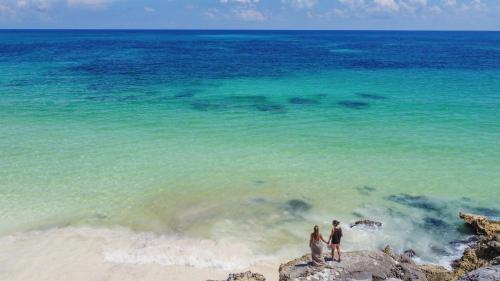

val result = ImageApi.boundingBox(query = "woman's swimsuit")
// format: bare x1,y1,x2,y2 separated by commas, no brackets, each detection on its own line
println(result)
331,227,342,244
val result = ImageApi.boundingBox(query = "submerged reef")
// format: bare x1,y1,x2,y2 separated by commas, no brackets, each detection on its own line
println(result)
288,97,320,105
386,193,444,213
337,100,370,110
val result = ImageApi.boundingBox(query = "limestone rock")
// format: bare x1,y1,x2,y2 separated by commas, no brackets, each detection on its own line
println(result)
453,213,500,279
457,265,500,281
418,264,453,281
210,271,266,281
278,250,433,281
229,271,266,281
383,245,394,256
350,219,383,229
459,213,500,236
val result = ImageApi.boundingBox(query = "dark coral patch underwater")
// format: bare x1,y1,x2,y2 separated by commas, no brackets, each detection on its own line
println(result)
338,100,370,110
288,97,320,105
253,103,286,113
386,194,445,212
285,199,312,214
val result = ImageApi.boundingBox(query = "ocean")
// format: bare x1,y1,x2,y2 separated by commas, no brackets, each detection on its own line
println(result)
1,30,499,270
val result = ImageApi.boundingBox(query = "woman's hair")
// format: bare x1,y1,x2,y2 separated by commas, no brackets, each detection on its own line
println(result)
332,220,340,226
313,225,320,239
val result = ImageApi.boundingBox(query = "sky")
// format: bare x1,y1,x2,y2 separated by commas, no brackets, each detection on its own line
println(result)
0,0,499,30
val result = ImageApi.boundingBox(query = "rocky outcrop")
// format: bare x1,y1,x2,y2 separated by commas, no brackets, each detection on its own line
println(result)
277,213,500,281
228,212,499,281
457,265,500,281
418,265,453,281
277,250,452,281
210,271,266,281
452,234,500,278
459,213,500,236
349,219,383,229
453,213,500,279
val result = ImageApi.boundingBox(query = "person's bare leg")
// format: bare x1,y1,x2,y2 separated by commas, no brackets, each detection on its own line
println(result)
331,246,335,261
336,245,341,262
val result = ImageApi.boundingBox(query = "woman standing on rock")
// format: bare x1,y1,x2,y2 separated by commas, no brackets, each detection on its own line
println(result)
329,220,343,262
310,225,328,266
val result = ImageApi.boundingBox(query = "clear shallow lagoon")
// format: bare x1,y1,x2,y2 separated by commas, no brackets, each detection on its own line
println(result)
1,30,499,267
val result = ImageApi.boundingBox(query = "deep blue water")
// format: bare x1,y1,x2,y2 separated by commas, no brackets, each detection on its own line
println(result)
1,30,499,267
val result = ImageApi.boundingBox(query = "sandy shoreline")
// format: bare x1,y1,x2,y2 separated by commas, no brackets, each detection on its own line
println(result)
0,226,279,281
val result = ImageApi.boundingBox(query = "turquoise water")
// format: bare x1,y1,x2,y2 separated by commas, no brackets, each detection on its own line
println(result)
1,30,499,265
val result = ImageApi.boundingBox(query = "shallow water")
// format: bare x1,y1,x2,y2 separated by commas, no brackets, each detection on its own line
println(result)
1,30,499,268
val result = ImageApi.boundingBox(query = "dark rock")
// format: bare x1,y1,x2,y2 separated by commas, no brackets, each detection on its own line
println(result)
355,92,388,100
288,97,320,105
337,100,370,109
228,271,266,281
349,219,382,229
386,194,443,212
403,249,417,258
356,185,376,195
450,236,480,247
209,271,266,281
457,265,500,281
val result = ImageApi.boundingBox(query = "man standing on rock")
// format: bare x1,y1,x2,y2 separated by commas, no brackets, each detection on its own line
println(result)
329,220,343,262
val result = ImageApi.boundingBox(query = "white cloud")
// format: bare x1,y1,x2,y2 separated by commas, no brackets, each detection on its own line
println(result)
331,0,495,18
429,4,442,13
144,6,155,12
409,0,427,6
233,8,266,20
0,3,16,18
373,0,400,11
215,0,266,21
204,7,219,19
67,0,110,8
220,0,260,4
11,0,52,11
17,0,29,8
287,0,317,9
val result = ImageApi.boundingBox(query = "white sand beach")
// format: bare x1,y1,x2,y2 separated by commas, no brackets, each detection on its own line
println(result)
0,227,278,281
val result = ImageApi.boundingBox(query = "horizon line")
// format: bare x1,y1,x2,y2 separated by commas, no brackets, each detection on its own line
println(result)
1,28,500,32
